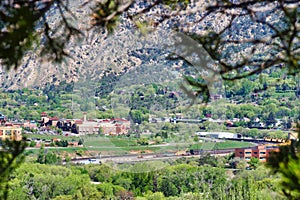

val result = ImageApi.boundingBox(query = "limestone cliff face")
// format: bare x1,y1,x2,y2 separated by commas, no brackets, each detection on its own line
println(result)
0,0,104,90
0,1,277,90
0,1,211,90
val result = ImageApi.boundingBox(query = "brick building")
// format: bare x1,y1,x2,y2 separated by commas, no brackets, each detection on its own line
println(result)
235,145,279,162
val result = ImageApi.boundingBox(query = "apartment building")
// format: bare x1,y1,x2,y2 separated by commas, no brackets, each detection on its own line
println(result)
0,126,22,141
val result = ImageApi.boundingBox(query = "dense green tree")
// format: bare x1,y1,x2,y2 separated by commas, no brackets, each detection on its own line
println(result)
97,182,115,198
137,138,149,145
8,163,99,200
44,152,62,165
249,157,260,170
198,153,219,167
268,127,300,199
36,144,46,164
130,110,143,124
266,112,277,127
146,192,166,200
158,178,178,197
0,139,27,200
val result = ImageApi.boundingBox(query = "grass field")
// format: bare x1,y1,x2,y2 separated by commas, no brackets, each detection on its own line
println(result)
82,136,137,148
23,133,79,141
190,140,254,150
24,133,255,159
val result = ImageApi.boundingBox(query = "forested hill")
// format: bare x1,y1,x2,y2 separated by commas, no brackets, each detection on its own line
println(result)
0,65,299,128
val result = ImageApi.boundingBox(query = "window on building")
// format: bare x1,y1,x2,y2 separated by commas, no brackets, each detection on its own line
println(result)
6,130,11,135
245,152,251,154
260,152,266,154
253,152,258,154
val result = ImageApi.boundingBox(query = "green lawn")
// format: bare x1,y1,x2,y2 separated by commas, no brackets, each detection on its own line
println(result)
190,140,254,150
24,135,252,157
82,136,137,148
23,133,79,141
25,143,187,156
215,140,254,149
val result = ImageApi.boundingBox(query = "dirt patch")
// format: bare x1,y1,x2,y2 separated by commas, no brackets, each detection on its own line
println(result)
144,149,153,154
129,150,140,154
129,149,154,154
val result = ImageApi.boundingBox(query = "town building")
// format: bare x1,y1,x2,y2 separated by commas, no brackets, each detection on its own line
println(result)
38,111,131,136
22,122,38,130
76,120,100,135
235,145,279,162
0,126,22,141
39,112,60,127
75,113,130,135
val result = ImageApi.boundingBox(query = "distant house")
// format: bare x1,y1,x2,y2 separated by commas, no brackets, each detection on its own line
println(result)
211,94,222,101
23,122,38,130
243,117,250,122
39,112,60,127
49,116,59,126
232,118,240,122
225,120,234,127
175,113,183,119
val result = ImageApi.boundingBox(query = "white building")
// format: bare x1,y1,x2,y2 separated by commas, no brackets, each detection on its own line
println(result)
196,132,238,139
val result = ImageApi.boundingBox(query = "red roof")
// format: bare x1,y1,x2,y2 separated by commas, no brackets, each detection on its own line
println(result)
75,120,83,124
50,116,59,121
101,119,111,123
112,118,129,122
